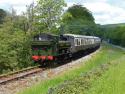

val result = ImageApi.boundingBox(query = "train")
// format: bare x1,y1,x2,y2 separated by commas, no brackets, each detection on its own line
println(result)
31,33,101,65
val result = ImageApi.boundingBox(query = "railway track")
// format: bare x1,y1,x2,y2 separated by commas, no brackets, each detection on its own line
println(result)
0,65,45,85
0,48,99,86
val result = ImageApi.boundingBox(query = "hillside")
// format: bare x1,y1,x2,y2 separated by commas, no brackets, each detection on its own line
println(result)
101,23,125,28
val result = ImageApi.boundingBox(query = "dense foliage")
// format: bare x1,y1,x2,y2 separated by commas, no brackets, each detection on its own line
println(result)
67,5,94,21
98,25,125,47
108,26,125,46
61,4,95,35
34,0,66,33
0,0,66,74
0,30,32,73
0,13,33,74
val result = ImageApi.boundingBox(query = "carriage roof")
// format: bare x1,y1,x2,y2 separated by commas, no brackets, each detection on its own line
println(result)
63,34,99,39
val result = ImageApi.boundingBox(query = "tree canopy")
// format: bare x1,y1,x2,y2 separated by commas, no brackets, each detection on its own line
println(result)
61,4,95,34
0,8,33,74
34,0,66,33
106,26,125,46
67,5,94,22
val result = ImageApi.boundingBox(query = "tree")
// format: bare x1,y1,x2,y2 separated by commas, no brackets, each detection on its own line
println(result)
62,4,95,34
34,0,66,33
100,24,125,47
0,15,33,74
0,9,6,24
121,32,125,46
1,8,30,33
25,2,35,32
67,5,94,22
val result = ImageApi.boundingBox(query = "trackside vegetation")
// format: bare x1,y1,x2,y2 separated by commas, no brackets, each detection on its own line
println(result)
0,28,33,74
98,24,125,47
85,56,125,94
19,43,125,94
0,0,66,74
0,1,96,74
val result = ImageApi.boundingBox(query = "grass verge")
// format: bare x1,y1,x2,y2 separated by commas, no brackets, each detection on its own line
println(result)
19,43,125,94
85,56,125,94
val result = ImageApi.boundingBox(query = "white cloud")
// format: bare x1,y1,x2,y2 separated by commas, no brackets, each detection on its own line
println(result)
1,0,125,24
67,2,75,7
0,0,34,5
66,0,125,24
84,0,108,3
0,0,36,14
84,2,125,24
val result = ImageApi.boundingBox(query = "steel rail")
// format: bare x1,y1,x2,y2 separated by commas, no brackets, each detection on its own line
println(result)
0,66,45,85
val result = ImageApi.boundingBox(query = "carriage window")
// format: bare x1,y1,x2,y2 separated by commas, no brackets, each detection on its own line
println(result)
85,39,87,45
83,39,85,45
81,39,84,45
78,39,81,45
92,39,94,44
75,39,79,46
88,39,90,44
90,39,94,44
77,39,79,45
86,39,89,45
75,39,78,46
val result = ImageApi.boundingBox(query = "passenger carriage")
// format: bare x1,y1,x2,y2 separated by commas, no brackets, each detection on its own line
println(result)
63,34,101,53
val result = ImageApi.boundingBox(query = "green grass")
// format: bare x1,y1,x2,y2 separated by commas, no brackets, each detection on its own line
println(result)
86,56,125,94
19,43,125,94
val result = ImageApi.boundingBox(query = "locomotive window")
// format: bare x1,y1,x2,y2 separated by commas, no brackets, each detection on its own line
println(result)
60,35,67,41
33,34,56,41
39,37,42,41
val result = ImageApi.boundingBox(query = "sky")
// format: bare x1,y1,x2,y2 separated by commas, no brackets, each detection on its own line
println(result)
0,0,125,25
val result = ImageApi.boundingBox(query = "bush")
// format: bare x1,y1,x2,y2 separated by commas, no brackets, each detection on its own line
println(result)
0,28,33,74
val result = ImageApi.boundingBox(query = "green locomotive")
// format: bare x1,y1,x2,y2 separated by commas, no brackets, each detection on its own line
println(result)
31,33,71,64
